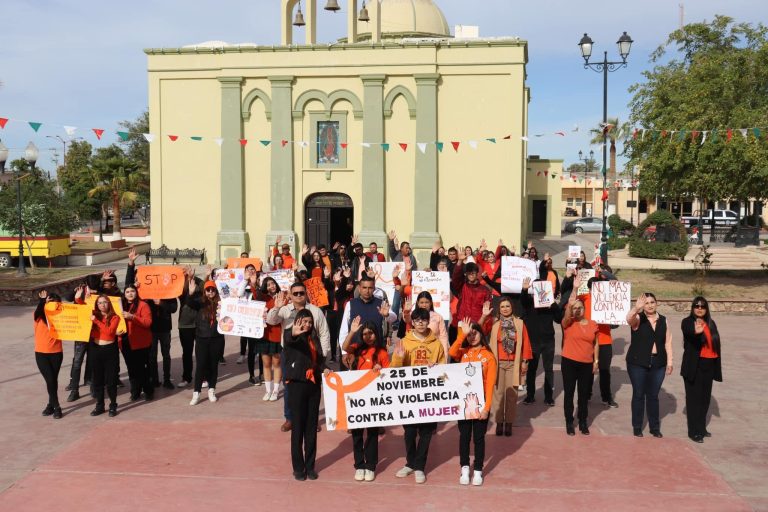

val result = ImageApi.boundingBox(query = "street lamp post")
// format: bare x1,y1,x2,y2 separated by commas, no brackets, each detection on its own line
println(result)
578,31,633,265
578,149,595,217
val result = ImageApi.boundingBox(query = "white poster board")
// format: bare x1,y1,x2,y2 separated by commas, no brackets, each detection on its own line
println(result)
368,261,403,305
532,280,554,308
568,245,582,260
217,298,266,337
501,256,539,294
576,269,595,295
566,263,577,272
590,281,631,325
410,271,451,320
322,363,484,431
261,269,295,292
214,268,244,299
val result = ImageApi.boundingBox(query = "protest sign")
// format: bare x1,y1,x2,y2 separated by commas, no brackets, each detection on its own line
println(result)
261,269,295,292
135,266,185,300
85,296,127,333
368,261,403,305
304,277,329,308
501,256,539,294
44,302,92,342
410,271,451,320
322,362,484,431
566,263,577,272
214,269,245,298
532,280,554,308
577,269,595,295
217,298,266,337
226,257,263,271
568,245,582,260
591,281,631,325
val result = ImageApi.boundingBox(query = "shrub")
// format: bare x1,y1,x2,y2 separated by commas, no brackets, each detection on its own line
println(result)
607,237,629,250
628,210,689,260
608,214,635,236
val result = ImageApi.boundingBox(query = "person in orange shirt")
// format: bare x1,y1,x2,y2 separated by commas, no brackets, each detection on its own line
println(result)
488,296,532,437
89,294,124,417
450,318,498,486
342,317,390,482
561,283,600,436
33,290,64,419
272,236,295,269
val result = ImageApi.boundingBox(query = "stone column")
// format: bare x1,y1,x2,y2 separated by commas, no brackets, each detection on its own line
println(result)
216,76,249,263
359,74,387,248
410,73,441,253
266,76,297,253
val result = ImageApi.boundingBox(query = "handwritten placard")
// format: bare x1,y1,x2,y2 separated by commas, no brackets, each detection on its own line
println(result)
226,257,263,271
501,256,539,294
261,269,295,292
214,268,245,298
369,261,403,305
304,277,329,308
410,271,451,320
577,269,595,295
532,280,554,308
44,302,92,342
590,281,631,325
136,266,185,300
568,245,582,260
217,298,266,337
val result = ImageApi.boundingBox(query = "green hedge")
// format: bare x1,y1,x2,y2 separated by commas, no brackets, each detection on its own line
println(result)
628,210,689,260
607,237,629,250
608,214,635,235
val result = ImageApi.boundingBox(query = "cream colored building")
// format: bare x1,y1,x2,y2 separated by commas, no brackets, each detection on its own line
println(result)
145,0,562,264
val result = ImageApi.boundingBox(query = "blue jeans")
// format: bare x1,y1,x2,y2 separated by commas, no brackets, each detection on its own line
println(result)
627,362,666,431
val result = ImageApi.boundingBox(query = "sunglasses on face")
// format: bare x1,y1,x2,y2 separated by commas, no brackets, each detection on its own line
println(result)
292,291,306,297
412,318,428,324
694,304,707,309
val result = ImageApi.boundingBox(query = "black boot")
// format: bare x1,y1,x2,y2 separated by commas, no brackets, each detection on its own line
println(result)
108,403,118,417
52,407,63,419
579,423,590,435
566,423,575,436
66,389,80,402
90,404,106,416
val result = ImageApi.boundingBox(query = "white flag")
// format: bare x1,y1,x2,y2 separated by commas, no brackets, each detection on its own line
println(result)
701,131,708,145
214,138,224,147
142,133,155,143
417,142,428,154
361,142,371,148
739,129,748,139
63,126,77,136
468,140,478,150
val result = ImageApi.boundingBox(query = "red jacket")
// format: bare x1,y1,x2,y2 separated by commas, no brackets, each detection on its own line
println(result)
451,263,491,327
123,300,152,350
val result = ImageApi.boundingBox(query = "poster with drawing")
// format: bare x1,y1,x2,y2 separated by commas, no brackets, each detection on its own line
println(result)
532,280,554,308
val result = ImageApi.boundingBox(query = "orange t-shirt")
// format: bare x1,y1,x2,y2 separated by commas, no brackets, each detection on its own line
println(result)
562,319,599,363
34,318,62,353
353,346,390,370
547,270,558,295
311,267,323,279
700,323,718,359
494,321,533,362
579,293,613,345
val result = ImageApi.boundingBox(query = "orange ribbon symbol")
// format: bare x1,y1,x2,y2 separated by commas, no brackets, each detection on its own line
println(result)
325,370,381,431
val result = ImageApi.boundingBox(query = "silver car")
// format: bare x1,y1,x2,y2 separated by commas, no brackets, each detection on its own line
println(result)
564,217,603,233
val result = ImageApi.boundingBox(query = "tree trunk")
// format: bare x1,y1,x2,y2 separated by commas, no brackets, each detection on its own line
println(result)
608,139,618,216
22,233,36,269
112,193,122,240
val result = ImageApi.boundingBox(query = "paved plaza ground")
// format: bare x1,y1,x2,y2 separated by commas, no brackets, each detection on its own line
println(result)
0,304,765,511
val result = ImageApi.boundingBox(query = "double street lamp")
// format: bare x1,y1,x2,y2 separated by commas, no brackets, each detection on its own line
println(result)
578,31,633,265
0,140,39,276
578,149,595,217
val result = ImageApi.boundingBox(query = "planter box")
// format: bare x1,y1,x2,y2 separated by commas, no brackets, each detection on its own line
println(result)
122,227,149,237
110,240,127,249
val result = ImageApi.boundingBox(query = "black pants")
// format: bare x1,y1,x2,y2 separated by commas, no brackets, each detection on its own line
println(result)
403,422,436,472
458,418,488,471
684,358,716,437
589,344,613,401
194,336,225,392
562,357,592,427
150,332,172,384
69,340,91,387
179,328,196,383
36,352,63,408
90,343,118,408
627,362,666,431
240,337,247,356
287,380,321,474
526,339,555,401
326,310,340,360
121,342,152,398
351,427,379,471
245,337,263,379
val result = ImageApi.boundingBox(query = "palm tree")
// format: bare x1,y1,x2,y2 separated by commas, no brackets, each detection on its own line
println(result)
590,117,631,210
88,146,148,240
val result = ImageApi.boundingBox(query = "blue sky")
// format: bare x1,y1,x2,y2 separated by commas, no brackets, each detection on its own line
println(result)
1,0,766,174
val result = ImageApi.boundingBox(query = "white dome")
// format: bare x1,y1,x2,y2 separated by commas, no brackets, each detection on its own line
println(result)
360,0,450,39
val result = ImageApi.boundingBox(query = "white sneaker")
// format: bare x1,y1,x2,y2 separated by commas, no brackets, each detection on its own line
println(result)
208,388,217,403
262,391,271,401
236,355,245,364
269,389,279,402
189,392,200,406
395,466,413,478
414,470,426,484
202,381,208,388
179,380,190,387
472,470,483,486
459,465,470,485
364,469,375,482
354,469,365,481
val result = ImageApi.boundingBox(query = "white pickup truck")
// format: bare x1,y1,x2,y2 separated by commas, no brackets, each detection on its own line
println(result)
680,209,739,228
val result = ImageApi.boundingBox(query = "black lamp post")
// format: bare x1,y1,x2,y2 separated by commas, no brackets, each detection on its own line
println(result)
578,31,633,265
578,149,595,217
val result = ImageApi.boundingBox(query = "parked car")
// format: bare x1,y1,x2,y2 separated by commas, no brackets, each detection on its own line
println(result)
680,209,738,228
564,207,579,217
564,217,603,233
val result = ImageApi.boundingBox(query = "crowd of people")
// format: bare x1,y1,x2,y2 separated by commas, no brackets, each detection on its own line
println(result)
32,232,724,483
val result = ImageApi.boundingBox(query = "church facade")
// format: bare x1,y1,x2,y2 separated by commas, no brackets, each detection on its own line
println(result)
145,0,561,264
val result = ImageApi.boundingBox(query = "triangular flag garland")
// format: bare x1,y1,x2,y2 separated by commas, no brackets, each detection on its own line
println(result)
340,142,348,149
381,143,390,152
190,136,203,141
260,140,271,147
0,118,8,129
29,122,42,132
214,138,224,147
63,125,77,136
451,141,460,152
142,133,155,143
239,139,248,146
117,131,130,142
399,143,408,152
168,135,178,142
436,142,444,152
417,142,428,154
468,140,478,150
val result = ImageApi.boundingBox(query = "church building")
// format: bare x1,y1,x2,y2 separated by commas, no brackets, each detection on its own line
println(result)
145,0,561,264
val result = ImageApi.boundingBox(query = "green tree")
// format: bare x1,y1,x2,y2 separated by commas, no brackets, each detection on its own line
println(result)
590,117,631,208
625,16,768,212
118,111,150,212
58,140,105,226
88,145,148,240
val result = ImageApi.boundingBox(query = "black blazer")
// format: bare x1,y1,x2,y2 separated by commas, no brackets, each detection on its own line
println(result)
283,328,326,383
680,316,722,383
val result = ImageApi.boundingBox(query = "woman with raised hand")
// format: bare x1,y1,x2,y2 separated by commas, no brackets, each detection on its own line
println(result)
120,284,153,401
255,277,284,401
89,295,124,417
626,292,673,438
681,296,722,443
186,278,226,405
342,316,390,482
33,290,64,419
450,317,497,486
237,264,265,386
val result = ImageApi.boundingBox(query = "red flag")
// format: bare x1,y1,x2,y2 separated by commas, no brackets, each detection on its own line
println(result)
281,139,288,147
239,139,248,146
340,143,348,149
601,189,609,201
168,135,178,141
0,118,8,129
451,141,460,151
726,129,733,142
691,130,700,141
397,143,407,152
544,170,549,177
93,128,105,140
554,131,565,137
536,171,541,176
